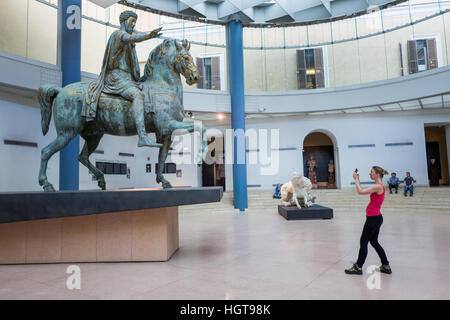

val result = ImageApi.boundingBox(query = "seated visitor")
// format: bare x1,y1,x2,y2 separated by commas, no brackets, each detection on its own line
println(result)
273,183,281,199
388,172,399,194
403,172,415,197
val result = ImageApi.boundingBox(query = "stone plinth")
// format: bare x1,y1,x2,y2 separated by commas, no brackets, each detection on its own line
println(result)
0,187,222,264
0,207,178,264
278,204,333,220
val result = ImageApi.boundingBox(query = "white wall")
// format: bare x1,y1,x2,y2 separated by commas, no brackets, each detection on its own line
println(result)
77,131,203,190
0,95,59,192
78,131,203,190
2,94,450,192
208,109,450,190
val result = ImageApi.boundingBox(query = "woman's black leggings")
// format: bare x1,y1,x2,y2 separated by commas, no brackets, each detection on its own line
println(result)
356,215,389,268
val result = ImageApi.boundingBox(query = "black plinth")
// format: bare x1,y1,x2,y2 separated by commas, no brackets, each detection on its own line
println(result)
0,187,223,224
278,204,333,220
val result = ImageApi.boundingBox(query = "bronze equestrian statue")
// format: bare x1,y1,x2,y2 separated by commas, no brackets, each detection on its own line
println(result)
37,10,206,192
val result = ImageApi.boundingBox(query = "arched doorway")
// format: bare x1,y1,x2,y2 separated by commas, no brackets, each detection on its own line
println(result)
302,131,337,189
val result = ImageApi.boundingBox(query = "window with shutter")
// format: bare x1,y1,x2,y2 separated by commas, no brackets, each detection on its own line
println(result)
408,38,439,73
196,57,204,89
296,50,306,89
211,57,221,90
297,48,325,89
416,40,428,72
305,49,316,89
196,56,221,90
407,40,418,74
203,57,212,89
314,48,325,88
426,38,438,69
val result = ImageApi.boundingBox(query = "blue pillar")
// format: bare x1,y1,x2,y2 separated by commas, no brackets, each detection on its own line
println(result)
227,20,248,211
59,0,81,190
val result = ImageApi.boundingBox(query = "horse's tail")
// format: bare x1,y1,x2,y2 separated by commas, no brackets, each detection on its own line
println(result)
38,85,60,136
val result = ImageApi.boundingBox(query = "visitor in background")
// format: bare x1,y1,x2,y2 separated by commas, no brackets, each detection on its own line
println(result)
403,171,415,197
429,158,440,186
307,155,317,187
388,172,400,194
273,183,281,199
345,166,391,275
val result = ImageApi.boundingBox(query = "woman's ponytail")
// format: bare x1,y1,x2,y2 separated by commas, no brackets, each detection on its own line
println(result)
373,166,388,179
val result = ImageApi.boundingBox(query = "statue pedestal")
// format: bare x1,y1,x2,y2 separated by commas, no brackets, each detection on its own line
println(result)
0,207,179,264
0,187,222,264
278,204,333,220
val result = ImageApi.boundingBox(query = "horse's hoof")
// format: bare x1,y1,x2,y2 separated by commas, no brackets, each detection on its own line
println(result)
162,181,172,189
98,180,106,190
43,184,56,192
138,137,163,148
195,154,203,164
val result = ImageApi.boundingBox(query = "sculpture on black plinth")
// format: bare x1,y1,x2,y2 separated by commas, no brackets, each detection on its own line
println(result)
280,172,317,209
37,10,206,192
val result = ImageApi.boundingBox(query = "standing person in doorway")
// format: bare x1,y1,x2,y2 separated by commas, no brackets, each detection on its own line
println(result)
429,158,440,186
345,166,392,275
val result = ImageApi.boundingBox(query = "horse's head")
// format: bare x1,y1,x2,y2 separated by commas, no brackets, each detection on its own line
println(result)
143,38,199,85
172,39,199,85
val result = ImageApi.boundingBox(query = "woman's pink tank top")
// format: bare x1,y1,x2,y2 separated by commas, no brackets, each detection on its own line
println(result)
366,185,385,216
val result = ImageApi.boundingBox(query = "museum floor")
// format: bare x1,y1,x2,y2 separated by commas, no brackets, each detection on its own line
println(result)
0,187,449,300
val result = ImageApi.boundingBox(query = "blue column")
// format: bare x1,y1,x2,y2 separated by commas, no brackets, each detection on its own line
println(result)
59,0,81,190
227,20,248,211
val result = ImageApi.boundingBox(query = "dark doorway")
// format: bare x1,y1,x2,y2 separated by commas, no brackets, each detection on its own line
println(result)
426,141,442,185
424,126,449,185
303,132,336,189
303,146,334,184
202,163,215,187
202,137,225,191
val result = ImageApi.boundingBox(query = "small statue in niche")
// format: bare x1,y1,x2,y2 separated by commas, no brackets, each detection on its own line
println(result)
328,159,335,186
307,155,317,186
280,172,317,209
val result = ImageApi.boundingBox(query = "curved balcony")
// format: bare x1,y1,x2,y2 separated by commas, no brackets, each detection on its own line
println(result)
183,65,450,116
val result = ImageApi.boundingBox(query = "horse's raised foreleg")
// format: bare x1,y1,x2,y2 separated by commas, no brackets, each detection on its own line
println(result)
79,134,106,190
39,132,76,192
156,135,173,189
168,120,207,162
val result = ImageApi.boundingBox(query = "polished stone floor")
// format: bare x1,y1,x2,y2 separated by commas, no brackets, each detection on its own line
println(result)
0,205,449,299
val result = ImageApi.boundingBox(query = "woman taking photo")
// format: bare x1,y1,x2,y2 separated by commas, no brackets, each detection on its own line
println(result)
345,166,392,275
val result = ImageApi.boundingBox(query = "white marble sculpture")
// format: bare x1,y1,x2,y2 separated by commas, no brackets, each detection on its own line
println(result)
281,172,317,208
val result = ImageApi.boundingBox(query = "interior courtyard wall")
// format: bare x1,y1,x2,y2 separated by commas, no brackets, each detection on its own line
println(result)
0,95,59,192
211,110,450,190
0,0,57,65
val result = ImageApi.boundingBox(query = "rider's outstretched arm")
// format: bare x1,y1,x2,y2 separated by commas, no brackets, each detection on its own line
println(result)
121,27,162,43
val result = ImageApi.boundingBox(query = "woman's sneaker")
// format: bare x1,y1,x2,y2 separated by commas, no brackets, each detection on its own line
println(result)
345,263,363,275
378,265,392,274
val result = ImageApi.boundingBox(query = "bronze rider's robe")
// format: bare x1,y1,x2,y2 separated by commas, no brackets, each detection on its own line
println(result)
83,30,143,120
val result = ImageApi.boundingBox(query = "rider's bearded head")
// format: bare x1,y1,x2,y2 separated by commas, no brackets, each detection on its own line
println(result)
119,10,138,33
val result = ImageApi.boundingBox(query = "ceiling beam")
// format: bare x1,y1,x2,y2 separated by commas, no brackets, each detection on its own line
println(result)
321,0,332,15
418,99,424,109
